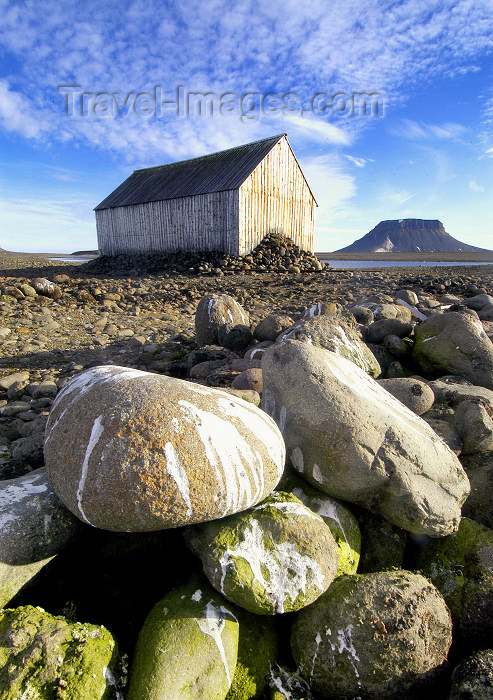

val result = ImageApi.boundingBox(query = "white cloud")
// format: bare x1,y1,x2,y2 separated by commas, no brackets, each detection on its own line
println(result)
0,0,490,159
378,186,416,207
284,114,352,146
300,153,357,249
390,119,466,141
0,196,97,253
344,155,373,168
469,179,485,192
0,79,50,139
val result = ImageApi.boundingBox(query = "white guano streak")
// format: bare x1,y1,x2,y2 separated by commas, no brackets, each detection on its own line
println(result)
195,600,235,686
76,415,104,526
164,442,192,516
219,519,325,613
177,401,257,516
292,488,355,565
216,396,285,479
337,625,360,680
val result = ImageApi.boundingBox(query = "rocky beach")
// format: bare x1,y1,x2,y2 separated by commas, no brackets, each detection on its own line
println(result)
0,237,493,699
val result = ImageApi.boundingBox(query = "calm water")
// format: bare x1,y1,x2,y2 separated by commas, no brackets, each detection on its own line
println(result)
320,259,493,269
48,257,94,262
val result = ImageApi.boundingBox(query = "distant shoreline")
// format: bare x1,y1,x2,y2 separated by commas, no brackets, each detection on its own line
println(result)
3,250,493,262
317,251,493,262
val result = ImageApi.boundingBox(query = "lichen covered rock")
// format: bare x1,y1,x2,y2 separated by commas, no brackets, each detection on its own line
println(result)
291,570,452,700
185,491,339,615
285,477,361,575
0,605,118,699
127,581,239,700
44,366,285,531
226,609,279,700
354,508,407,573
413,311,493,390
416,517,493,648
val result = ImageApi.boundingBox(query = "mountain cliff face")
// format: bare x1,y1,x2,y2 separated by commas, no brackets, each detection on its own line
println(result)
337,219,490,253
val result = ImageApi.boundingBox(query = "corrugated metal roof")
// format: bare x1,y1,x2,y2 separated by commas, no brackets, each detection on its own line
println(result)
95,134,287,210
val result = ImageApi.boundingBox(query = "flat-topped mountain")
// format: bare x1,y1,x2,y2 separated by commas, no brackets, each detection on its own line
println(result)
337,219,490,253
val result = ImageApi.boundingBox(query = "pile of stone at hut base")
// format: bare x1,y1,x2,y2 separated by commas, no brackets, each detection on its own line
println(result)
83,232,328,276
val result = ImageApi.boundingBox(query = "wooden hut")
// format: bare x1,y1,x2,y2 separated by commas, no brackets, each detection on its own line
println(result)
94,134,316,256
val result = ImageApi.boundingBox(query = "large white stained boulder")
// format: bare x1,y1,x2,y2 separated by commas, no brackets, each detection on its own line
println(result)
44,366,285,531
262,340,470,536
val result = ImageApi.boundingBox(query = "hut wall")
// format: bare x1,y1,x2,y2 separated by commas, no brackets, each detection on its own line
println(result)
96,189,239,256
238,137,315,256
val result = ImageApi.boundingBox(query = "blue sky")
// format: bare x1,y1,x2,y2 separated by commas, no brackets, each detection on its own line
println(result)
0,0,492,253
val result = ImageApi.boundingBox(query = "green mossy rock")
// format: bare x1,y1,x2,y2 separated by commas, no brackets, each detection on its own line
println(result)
284,476,361,575
127,581,239,700
268,665,314,699
355,507,407,573
460,452,493,528
226,609,280,700
291,570,452,700
416,517,493,648
0,605,118,699
185,492,339,615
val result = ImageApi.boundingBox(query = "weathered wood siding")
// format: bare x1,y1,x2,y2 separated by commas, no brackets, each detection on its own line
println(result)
238,137,315,255
96,189,239,256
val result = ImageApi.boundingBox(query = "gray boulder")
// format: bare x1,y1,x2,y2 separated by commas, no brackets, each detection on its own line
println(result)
277,315,380,377
395,288,419,306
185,491,339,615
479,303,493,321
31,277,61,299
366,318,413,343
413,312,493,389
45,366,285,531
254,314,294,341
449,649,493,700
261,341,469,536
0,605,118,699
217,324,253,352
291,570,452,700
377,377,434,415
416,517,493,648
453,399,493,453
302,301,342,318
428,377,493,412
422,418,463,455
460,452,493,527
127,581,239,700
0,468,81,608
347,305,374,325
195,294,249,346
464,293,493,311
